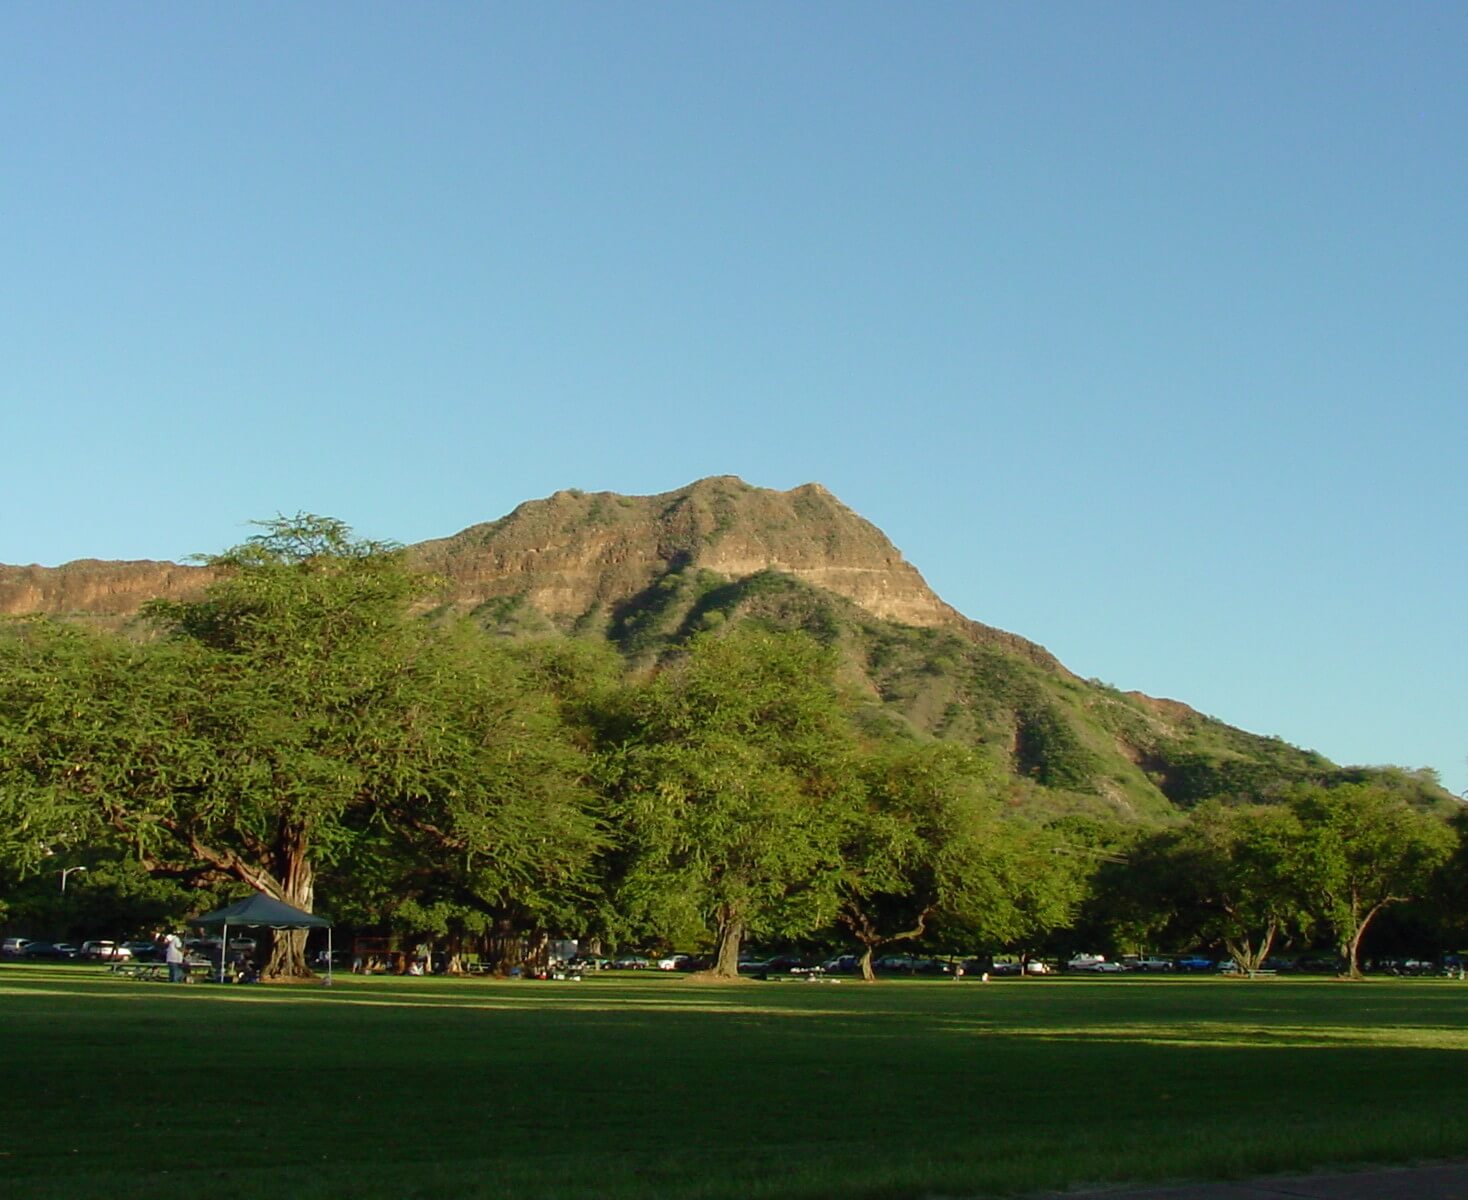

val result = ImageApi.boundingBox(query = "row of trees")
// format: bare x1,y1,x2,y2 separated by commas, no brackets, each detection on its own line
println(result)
1,518,1461,978
1091,787,1459,977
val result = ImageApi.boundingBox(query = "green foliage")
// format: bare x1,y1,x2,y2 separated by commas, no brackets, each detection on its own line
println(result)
0,620,203,877
343,628,607,940
1286,782,1457,976
835,741,999,972
0,851,218,941
603,628,858,969
1014,704,1101,791
470,591,558,638
679,570,843,647
0,517,605,975
1430,805,1468,946
933,817,1098,953
9,510,1465,978
608,567,726,656
1119,802,1313,973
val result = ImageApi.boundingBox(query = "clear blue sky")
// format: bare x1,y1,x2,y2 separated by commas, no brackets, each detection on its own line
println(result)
3,4,1464,795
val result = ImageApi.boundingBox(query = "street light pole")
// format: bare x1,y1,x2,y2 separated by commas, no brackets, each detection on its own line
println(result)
59,866,87,892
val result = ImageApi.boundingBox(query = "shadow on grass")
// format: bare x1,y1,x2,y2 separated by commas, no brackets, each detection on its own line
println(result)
3,970,1465,1199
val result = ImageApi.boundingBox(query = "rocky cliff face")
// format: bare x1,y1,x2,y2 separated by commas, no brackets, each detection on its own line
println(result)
411,476,970,627
0,477,1003,638
0,559,213,618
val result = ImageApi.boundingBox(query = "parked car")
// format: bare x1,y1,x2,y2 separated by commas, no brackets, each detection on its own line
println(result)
820,954,861,974
1075,960,1124,973
1122,956,1173,972
22,942,79,960
755,954,811,974
610,955,651,970
80,940,132,961
1174,956,1215,972
123,941,160,962
656,954,692,971
1,937,32,958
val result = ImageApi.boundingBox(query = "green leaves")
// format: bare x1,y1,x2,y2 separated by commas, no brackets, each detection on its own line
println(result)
1286,783,1456,974
837,742,999,962
1,519,605,959
5,513,1461,978
606,629,858,961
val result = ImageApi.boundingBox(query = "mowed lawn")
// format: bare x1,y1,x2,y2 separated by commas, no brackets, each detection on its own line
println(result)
2,965,1466,1199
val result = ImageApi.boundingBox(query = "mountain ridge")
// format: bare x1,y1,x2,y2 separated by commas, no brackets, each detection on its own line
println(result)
5,476,1442,820
0,476,1057,667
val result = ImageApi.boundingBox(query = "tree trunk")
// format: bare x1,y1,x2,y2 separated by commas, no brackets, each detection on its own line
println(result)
446,932,466,976
1342,902,1389,980
263,828,315,980
710,906,744,978
527,930,549,976
837,902,923,983
1223,921,1276,977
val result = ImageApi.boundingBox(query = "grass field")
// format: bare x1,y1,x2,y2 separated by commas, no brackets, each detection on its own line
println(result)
2,965,1465,1199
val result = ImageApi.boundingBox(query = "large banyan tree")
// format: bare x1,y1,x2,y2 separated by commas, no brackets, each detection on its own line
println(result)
0,516,600,977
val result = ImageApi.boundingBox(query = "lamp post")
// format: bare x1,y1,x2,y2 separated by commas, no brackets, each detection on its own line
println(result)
59,865,87,892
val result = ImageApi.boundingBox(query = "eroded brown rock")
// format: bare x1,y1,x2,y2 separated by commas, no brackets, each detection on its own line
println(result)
0,477,1049,667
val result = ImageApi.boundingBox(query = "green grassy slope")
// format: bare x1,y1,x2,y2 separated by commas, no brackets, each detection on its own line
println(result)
532,566,1447,824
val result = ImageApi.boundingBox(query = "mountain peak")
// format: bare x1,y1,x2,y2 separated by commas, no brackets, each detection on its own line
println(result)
413,477,966,631
0,477,1055,665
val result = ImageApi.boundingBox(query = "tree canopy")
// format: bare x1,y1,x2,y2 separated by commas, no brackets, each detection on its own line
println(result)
836,741,999,979
2,514,1463,980
1287,783,1455,978
604,628,858,976
1,517,603,976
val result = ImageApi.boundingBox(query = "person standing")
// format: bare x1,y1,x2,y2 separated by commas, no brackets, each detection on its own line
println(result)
161,930,185,983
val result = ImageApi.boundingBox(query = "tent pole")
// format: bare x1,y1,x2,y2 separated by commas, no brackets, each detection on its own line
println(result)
326,926,333,986
220,922,228,984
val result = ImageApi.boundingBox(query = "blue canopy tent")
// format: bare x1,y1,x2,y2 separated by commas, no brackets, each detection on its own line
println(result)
191,892,334,984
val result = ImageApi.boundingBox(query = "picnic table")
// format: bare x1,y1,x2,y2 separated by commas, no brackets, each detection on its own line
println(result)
107,960,170,981
107,957,212,982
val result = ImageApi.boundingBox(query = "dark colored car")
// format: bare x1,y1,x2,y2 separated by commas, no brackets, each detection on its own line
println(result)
21,942,79,960
756,955,811,973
